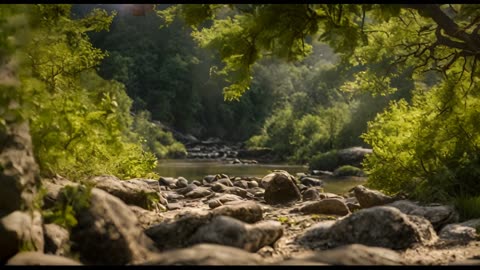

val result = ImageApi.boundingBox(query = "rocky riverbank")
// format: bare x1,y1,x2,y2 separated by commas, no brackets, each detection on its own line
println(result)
2,170,480,265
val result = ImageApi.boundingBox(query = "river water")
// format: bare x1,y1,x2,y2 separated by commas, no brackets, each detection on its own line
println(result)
155,159,366,194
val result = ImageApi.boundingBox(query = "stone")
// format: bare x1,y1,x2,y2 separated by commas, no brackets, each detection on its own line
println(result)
346,202,362,212
128,205,164,230
247,181,259,189
263,171,301,205
6,252,81,265
247,187,265,198
300,177,324,187
299,198,350,216
212,201,263,224
298,206,438,250
387,200,459,230
139,244,263,265
175,184,198,195
217,178,233,187
302,188,320,201
43,223,70,256
185,187,212,199
233,180,249,189
192,180,202,186
90,175,167,210
176,177,188,188
0,211,44,263
207,194,243,209
167,203,183,211
159,177,177,187
319,192,344,200
439,218,480,242
188,216,283,252
203,175,217,183
164,191,184,202
353,185,394,208
71,188,157,265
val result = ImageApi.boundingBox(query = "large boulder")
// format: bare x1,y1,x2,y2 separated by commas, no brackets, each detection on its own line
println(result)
299,198,350,216
0,120,40,216
353,185,394,208
43,223,70,256
279,244,403,265
41,176,79,209
211,201,263,223
262,171,301,205
188,216,283,252
90,175,167,210
70,188,157,265
140,244,263,265
439,218,480,242
128,205,164,230
298,206,438,250
0,211,44,263
6,252,81,265
387,200,459,230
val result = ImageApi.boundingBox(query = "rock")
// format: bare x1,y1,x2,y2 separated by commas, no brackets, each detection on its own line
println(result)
0,211,44,262
159,177,176,187
233,180,249,189
263,171,301,205
0,120,39,216
299,198,350,216
43,223,70,256
207,194,243,209
295,221,336,249
439,218,480,242
140,244,263,265
283,244,403,265
185,187,212,199
302,188,320,201
217,178,233,187
346,202,362,212
6,252,81,265
167,203,183,211
188,216,283,252
176,177,188,188
41,176,80,209
387,200,459,230
212,201,263,223
192,180,202,186
247,187,265,198
128,205,164,230
353,185,394,208
298,206,438,250
175,184,198,195
232,159,242,164
212,184,249,198
71,188,157,265
203,175,217,183
300,177,324,187
164,191,184,202
90,175,167,210
319,192,344,200
211,182,228,192
311,170,333,176
247,181,259,188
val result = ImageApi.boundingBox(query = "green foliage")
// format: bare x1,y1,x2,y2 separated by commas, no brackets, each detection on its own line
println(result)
333,165,364,177
43,185,92,229
309,151,340,171
454,196,480,221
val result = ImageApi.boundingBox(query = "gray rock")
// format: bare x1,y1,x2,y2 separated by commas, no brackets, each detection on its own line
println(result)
41,176,80,209
299,198,350,216
0,120,39,216
247,187,265,198
283,244,403,265
159,177,177,187
128,205,164,230
71,188,157,265
192,180,202,186
203,175,217,183
212,201,263,223
185,187,212,199
353,185,394,208
319,192,344,199
302,188,320,201
439,218,480,242
233,180,249,189
175,184,198,195
247,181,259,188
176,177,188,188
207,194,243,209
0,211,44,262
298,206,438,250
167,203,183,211
43,223,70,256
387,200,459,230
311,170,333,176
217,178,233,187
346,202,362,212
212,183,248,198
139,244,263,265
90,175,167,210
6,252,81,265
188,216,283,252
164,191,184,202
263,171,301,205
300,177,324,187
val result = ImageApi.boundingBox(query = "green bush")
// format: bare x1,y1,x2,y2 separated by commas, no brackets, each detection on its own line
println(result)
309,151,340,171
333,165,364,177
454,196,480,221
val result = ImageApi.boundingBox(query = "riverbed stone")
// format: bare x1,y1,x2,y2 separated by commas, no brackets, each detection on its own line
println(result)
247,180,259,188
6,252,82,265
386,200,459,231
159,177,177,188
211,201,263,223
192,180,202,186
176,177,188,188
233,180,249,189
300,177,324,187
128,205,164,229
71,188,157,265
302,188,320,201
298,206,438,250
263,171,301,205
247,187,265,198
299,198,350,216
43,223,70,256
175,184,198,195
185,187,212,199
188,216,283,252
207,194,244,209
139,244,263,265
353,185,395,208
438,218,480,242
217,177,233,187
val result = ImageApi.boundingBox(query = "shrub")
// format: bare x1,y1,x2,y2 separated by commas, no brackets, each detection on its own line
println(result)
454,196,480,221
309,150,340,171
333,165,364,177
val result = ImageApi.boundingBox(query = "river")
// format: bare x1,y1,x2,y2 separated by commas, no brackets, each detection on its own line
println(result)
155,159,366,195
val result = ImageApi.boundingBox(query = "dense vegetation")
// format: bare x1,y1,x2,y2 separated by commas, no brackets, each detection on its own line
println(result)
2,4,480,212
